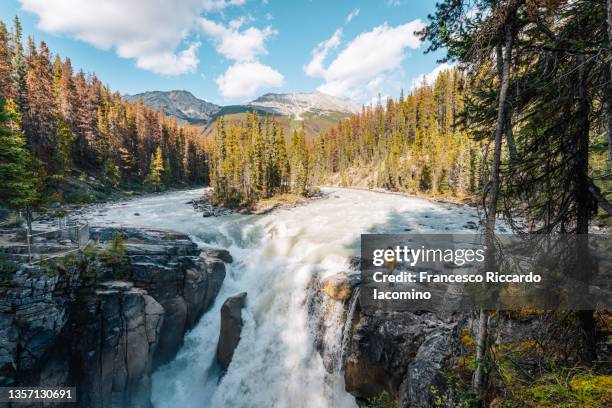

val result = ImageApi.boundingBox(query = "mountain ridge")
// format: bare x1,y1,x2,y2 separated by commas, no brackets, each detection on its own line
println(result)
125,90,361,125
246,91,362,119
124,90,221,125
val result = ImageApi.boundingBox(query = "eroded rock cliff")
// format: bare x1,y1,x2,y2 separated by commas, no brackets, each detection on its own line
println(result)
0,227,229,407
314,271,463,408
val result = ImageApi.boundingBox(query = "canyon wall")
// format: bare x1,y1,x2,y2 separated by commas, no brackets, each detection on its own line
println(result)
0,227,229,407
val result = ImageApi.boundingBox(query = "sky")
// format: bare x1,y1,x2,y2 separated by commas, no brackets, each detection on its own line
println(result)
0,0,448,105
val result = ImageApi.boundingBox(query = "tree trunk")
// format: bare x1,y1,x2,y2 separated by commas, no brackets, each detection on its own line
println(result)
473,308,488,394
505,108,517,162
25,206,33,263
473,13,515,397
574,60,596,364
497,45,518,162
606,0,612,165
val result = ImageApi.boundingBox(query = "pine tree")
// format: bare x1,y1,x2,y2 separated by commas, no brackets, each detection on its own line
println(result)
102,158,119,188
23,41,57,165
290,126,310,196
51,117,75,177
145,146,164,191
57,57,77,124
9,17,26,108
437,168,449,194
0,22,12,101
0,98,42,243
419,164,432,192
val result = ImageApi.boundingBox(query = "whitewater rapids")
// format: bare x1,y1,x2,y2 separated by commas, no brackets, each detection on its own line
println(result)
82,187,480,408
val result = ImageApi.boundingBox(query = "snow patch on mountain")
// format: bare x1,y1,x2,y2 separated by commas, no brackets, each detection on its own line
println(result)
247,91,361,120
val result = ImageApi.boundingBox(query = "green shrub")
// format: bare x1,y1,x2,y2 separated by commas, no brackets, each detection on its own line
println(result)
64,189,96,204
1,212,25,227
0,251,19,281
515,372,612,407
366,391,396,408
99,232,129,279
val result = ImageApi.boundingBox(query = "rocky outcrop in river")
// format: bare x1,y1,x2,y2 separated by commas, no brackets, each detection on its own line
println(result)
0,227,230,407
314,271,463,407
343,306,460,407
217,292,247,369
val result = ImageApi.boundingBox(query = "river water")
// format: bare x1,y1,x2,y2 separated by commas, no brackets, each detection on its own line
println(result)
82,187,479,408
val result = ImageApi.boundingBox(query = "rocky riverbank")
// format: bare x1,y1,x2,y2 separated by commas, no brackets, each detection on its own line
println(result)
314,265,611,408
0,226,230,408
311,271,470,407
188,189,325,217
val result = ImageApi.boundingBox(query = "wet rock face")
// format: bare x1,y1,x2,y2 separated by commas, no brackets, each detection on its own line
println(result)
217,292,247,370
71,281,164,408
398,331,454,407
203,248,233,264
342,293,459,407
0,263,81,386
0,227,229,407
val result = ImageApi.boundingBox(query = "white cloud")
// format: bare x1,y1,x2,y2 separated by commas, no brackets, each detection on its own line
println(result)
306,20,424,100
216,61,284,98
346,8,360,23
366,76,385,94
411,62,454,89
303,29,342,78
203,0,246,12
19,0,245,75
197,12,282,99
387,0,401,6
136,42,201,75
199,17,276,62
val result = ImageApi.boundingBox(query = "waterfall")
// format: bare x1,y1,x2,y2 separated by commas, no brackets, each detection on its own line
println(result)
81,187,475,408
338,286,360,372
306,278,349,374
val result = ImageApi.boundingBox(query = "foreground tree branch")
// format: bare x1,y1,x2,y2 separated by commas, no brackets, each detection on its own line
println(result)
589,180,612,215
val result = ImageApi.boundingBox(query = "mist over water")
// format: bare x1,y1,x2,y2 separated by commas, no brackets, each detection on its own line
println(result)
83,188,476,408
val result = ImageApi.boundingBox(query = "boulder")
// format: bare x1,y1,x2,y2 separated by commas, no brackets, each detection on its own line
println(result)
217,292,247,369
320,273,354,301
462,221,478,230
203,248,233,264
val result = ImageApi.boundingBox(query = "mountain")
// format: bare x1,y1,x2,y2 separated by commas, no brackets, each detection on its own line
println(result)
125,90,220,125
246,91,362,119
126,90,362,139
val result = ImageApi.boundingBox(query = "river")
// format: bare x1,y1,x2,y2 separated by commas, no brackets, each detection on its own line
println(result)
81,187,479,408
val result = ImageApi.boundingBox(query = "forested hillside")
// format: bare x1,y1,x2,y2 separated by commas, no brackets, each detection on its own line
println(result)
209,68,477,207
312,69,476,196
0,17,208,212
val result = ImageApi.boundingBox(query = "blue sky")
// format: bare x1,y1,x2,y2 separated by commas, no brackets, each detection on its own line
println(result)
0,0,447,105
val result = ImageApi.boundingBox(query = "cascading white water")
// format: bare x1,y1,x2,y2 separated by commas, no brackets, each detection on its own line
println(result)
82,187,478,408
338,286,360,372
